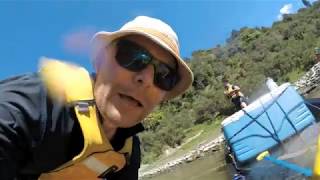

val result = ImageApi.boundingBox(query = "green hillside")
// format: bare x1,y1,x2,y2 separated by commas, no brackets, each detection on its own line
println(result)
140,1,320,163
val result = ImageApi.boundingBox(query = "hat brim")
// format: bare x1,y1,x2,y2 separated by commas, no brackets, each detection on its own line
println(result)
91,30,193,100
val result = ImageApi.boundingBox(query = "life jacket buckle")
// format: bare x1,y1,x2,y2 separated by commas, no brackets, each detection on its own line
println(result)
97,165,118,179
76,102,90,113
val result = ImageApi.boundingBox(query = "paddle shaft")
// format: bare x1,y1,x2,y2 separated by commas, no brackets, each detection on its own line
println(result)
265,156,312,177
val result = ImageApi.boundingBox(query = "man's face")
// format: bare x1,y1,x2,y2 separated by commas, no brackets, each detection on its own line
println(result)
224,82,230,89
94,35,176,129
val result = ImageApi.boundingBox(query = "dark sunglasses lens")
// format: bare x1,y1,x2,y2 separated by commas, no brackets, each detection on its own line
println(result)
116,39,179,91
154,64,179,91
116,40,151,72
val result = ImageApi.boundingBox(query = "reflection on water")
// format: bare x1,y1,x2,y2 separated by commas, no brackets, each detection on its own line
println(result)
243,123,318,180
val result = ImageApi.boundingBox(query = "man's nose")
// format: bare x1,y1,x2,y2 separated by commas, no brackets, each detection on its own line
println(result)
134,65,154,88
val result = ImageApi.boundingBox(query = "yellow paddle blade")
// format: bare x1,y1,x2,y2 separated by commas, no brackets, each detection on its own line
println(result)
313,136,320,180
256,151,270,161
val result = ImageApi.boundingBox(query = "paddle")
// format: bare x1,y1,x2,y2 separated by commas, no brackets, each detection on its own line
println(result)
256,151,313,177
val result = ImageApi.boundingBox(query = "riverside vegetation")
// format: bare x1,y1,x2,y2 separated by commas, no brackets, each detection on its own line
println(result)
139,1,320,165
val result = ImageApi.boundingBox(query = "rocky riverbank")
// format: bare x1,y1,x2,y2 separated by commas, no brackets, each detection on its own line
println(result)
294,62,320,94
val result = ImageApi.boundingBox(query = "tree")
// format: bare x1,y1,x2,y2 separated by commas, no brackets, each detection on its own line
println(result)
302,0,311,8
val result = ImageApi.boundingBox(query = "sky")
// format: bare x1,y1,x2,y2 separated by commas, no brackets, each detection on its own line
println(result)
0,0,318,79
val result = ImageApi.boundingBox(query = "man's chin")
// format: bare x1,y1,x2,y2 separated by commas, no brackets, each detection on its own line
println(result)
119,119,141,128
105,107,144,128
103,115,136,128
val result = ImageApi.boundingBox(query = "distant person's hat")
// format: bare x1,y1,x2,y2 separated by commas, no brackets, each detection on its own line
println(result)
91,16,193,100
223,80,230,87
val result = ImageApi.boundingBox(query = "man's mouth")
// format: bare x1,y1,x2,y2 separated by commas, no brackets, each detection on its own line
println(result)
119,93,143,107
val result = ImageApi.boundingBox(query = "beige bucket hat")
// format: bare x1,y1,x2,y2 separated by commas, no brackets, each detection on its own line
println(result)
91,16,193,100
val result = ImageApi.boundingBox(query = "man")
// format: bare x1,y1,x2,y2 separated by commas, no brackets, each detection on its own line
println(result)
0,16,193,180
224,81,247,110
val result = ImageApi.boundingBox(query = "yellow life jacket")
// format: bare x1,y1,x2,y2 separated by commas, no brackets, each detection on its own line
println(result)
38,59,133,180
313,135,320,180
224,84,243,99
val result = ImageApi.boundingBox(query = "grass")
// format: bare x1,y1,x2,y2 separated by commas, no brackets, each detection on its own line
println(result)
286,69,306,83
180,118,223,151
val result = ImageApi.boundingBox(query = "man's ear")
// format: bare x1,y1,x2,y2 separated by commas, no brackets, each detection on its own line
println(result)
94,59,100,72
94,49,104,72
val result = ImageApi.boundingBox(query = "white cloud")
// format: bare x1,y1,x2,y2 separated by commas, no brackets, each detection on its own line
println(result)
278,4,293,20
280,4,293,14
62,27,96,56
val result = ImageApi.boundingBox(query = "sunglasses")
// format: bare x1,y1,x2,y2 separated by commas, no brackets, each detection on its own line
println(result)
115,39,180,91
